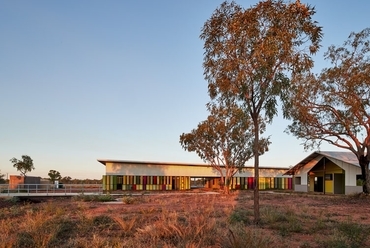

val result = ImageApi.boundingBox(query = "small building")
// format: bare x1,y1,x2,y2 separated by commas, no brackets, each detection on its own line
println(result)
9,175,41,189
284,151,363,195
98,159,292,191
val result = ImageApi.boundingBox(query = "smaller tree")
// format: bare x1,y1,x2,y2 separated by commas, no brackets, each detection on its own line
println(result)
0,170,6,184
48,170,62,183
180,101,269,194
10,155,35,177
286,28,370,193
61,176,72,184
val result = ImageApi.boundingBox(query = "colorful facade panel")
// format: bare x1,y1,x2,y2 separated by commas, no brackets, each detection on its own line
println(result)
103,175,190,191
205,177,293,190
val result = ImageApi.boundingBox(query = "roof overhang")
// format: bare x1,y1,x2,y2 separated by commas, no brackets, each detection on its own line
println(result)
97,159,289,170
284,150,360,176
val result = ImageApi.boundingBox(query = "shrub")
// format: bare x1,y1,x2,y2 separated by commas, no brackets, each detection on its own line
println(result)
121,196,135,204
73,193,114,202
229,209,252,225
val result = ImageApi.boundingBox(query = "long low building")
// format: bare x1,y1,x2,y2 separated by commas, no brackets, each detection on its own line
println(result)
98,159,292,191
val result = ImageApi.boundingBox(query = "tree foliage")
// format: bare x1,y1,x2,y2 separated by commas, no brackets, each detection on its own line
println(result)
287,28,370,193
10,155,35,177
180,100,268,194
61,176,72,184
48,170,62,183
200,0,322,222
0,170,5,184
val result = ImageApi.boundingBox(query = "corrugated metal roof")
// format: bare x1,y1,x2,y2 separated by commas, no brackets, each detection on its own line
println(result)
284,150,359,175
317,151,359,166
97,159,289,170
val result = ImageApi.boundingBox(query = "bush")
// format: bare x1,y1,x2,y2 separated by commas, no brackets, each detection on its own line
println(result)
229,209,252,225
73,193,115,202
121,196,135,204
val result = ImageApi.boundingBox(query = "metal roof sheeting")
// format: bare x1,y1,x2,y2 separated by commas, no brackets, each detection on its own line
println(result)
284,151,359,175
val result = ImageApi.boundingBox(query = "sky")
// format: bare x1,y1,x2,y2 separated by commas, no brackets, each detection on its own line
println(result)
1,1,369,180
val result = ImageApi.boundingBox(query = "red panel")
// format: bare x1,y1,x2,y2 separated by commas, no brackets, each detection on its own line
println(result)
248,177,254,189
288,178,292,189
153,176,157,185
143,176,147,185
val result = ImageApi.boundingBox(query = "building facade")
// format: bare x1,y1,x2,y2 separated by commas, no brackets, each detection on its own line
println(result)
98,159,292,191
284,151,363,195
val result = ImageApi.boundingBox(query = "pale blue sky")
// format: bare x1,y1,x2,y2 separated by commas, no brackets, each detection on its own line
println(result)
1,1,369,179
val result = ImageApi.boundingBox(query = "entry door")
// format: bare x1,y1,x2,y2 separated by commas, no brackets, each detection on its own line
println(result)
314,177,323,192
334,173,345,194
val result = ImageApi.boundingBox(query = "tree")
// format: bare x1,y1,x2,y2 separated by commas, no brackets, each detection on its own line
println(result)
180,100,268,194
48,170,62,183
200,0,322,222
0,170,5,184
287,28,370,193
10,155,35,177
61,176,72,184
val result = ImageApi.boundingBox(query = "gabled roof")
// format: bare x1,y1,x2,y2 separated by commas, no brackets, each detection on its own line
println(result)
318,151,359,166
284,151,359,175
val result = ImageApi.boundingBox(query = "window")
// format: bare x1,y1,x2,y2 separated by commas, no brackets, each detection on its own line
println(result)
356,175,364,186
295,177,301,185
325,174,333,181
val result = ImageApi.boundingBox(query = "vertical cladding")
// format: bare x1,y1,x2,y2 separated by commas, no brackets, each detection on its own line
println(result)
102,175,191,191
227,177,293,190
102,174,292,191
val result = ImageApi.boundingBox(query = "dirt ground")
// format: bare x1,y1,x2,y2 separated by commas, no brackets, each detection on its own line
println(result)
82,190,370,224
1,190,370,247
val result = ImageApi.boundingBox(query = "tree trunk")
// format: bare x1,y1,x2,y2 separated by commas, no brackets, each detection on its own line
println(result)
225,176,230,194
253,116,260,224
359,155,370,194
220,175,226,193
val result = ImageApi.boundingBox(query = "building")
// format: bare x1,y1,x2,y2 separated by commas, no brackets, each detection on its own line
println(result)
284,151,363,195
98,159,292,191
9,175,41,189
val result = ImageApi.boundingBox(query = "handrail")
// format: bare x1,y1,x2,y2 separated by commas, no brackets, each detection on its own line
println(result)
0,183,103,196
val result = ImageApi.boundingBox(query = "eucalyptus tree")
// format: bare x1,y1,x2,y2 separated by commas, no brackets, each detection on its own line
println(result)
287,28,370,193
200,0,322,222
48,170,62,183
0,170,5,184
180,100,269,194
10,155,35,177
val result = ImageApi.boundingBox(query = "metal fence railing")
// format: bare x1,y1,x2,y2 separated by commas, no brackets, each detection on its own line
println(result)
0,183,103,196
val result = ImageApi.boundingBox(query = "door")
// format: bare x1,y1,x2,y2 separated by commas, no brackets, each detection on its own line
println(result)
334,173,345,194
314,176,323,192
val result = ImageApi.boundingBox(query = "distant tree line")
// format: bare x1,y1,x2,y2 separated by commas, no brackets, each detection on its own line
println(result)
7,155,102,184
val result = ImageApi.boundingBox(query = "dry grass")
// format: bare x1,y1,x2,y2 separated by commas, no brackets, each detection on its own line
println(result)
1,191,370,247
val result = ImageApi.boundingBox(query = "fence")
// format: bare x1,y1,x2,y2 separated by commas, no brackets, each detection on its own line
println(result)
0,183,103,196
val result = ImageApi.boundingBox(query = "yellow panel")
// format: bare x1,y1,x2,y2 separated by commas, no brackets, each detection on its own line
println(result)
325,181,333,194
